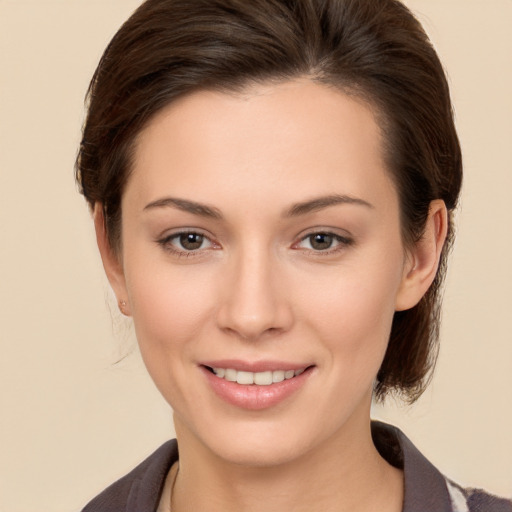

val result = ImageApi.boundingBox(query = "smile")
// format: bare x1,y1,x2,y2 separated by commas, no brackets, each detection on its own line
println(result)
202,364,314,410
210,367,306,385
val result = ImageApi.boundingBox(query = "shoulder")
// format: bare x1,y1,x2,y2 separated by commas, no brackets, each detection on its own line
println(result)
447,480,512,512
372,421,512,512
81,439,178,512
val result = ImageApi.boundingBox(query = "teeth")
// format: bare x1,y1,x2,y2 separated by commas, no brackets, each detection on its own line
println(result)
285,370,295,379
224,368,237,382
236,371,254,385
272,370,285,383
212,367,306,385
254,371,272,385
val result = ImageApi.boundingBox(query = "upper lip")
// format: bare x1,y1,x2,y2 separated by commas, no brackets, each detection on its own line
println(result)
200,359,313,372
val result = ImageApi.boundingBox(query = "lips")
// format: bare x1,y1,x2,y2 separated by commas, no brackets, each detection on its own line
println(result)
200,361,314,410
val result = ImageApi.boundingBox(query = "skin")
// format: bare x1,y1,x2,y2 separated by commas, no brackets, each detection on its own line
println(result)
96,79,447,512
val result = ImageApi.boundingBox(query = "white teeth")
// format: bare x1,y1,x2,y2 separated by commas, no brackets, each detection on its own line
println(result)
236,371,254,385
254,371,272,385
224,368,237,382
272,370,285,383
212,367,307,385
213,368,225,378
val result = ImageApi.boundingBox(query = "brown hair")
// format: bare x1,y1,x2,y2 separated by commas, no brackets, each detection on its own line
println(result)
76,0,462,402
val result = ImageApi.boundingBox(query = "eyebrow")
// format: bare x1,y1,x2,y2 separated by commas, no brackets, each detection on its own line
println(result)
143,197,223,219
143,193,373,219
284,194,374,217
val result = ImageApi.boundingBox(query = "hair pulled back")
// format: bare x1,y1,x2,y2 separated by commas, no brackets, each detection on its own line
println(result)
76,0,462,402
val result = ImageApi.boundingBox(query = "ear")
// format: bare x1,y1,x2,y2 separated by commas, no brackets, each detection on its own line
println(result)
93,203,131,316
395,200,448,311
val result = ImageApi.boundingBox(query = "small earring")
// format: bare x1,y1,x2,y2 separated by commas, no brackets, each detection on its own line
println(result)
119,300,129,316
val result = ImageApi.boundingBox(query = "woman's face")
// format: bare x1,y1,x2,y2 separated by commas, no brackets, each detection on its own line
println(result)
112,80,417,466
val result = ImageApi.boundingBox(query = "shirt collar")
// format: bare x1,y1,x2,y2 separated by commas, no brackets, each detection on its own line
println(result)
372,421,453,512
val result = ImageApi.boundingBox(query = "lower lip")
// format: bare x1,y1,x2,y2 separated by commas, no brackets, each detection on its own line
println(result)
201,366,313,410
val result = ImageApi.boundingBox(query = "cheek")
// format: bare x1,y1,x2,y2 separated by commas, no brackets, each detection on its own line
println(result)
123,260,222,409
299,255,403,368
124,252,218,360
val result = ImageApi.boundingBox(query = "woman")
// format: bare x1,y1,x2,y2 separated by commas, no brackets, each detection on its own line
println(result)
76,0,511,511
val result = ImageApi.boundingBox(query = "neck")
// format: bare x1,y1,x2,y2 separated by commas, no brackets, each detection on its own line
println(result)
171,414,403,512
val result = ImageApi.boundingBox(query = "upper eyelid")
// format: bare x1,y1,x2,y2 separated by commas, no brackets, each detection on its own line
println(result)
296,233,351,246
294,227,353,241
292,229,354,251
158,227,214,241
157,229,217,250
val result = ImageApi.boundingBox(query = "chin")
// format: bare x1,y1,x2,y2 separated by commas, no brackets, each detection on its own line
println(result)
209,431,316,468
177,410,320,468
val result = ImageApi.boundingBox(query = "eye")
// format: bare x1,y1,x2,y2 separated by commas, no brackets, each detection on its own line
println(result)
305,233,336,250
158,231,215,254
295,231,353,253
176,232,209,251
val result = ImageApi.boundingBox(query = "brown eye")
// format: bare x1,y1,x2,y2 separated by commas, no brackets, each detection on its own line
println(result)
179,233,205,250
309,233,334,250
157,230,216,256
294,231,353,254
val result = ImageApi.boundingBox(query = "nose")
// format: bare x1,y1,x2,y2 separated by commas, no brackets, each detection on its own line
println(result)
216,245,293,341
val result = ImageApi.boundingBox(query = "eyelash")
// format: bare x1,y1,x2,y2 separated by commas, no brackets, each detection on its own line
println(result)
292,231,354,256
156,230,353,258
157,230,217,258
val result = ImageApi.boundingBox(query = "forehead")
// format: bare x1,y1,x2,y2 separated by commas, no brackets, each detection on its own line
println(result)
127,79,395,214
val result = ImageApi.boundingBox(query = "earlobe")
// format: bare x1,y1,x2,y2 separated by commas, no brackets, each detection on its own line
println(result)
395,200,448,311
93,203,131,316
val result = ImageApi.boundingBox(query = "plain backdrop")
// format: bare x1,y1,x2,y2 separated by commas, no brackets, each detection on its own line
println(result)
0,1,511,511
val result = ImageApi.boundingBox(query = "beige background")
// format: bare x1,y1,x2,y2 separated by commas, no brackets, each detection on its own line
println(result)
0,1,511,511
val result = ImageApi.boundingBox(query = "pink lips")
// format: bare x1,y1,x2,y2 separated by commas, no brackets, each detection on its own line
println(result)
200,360,314,410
